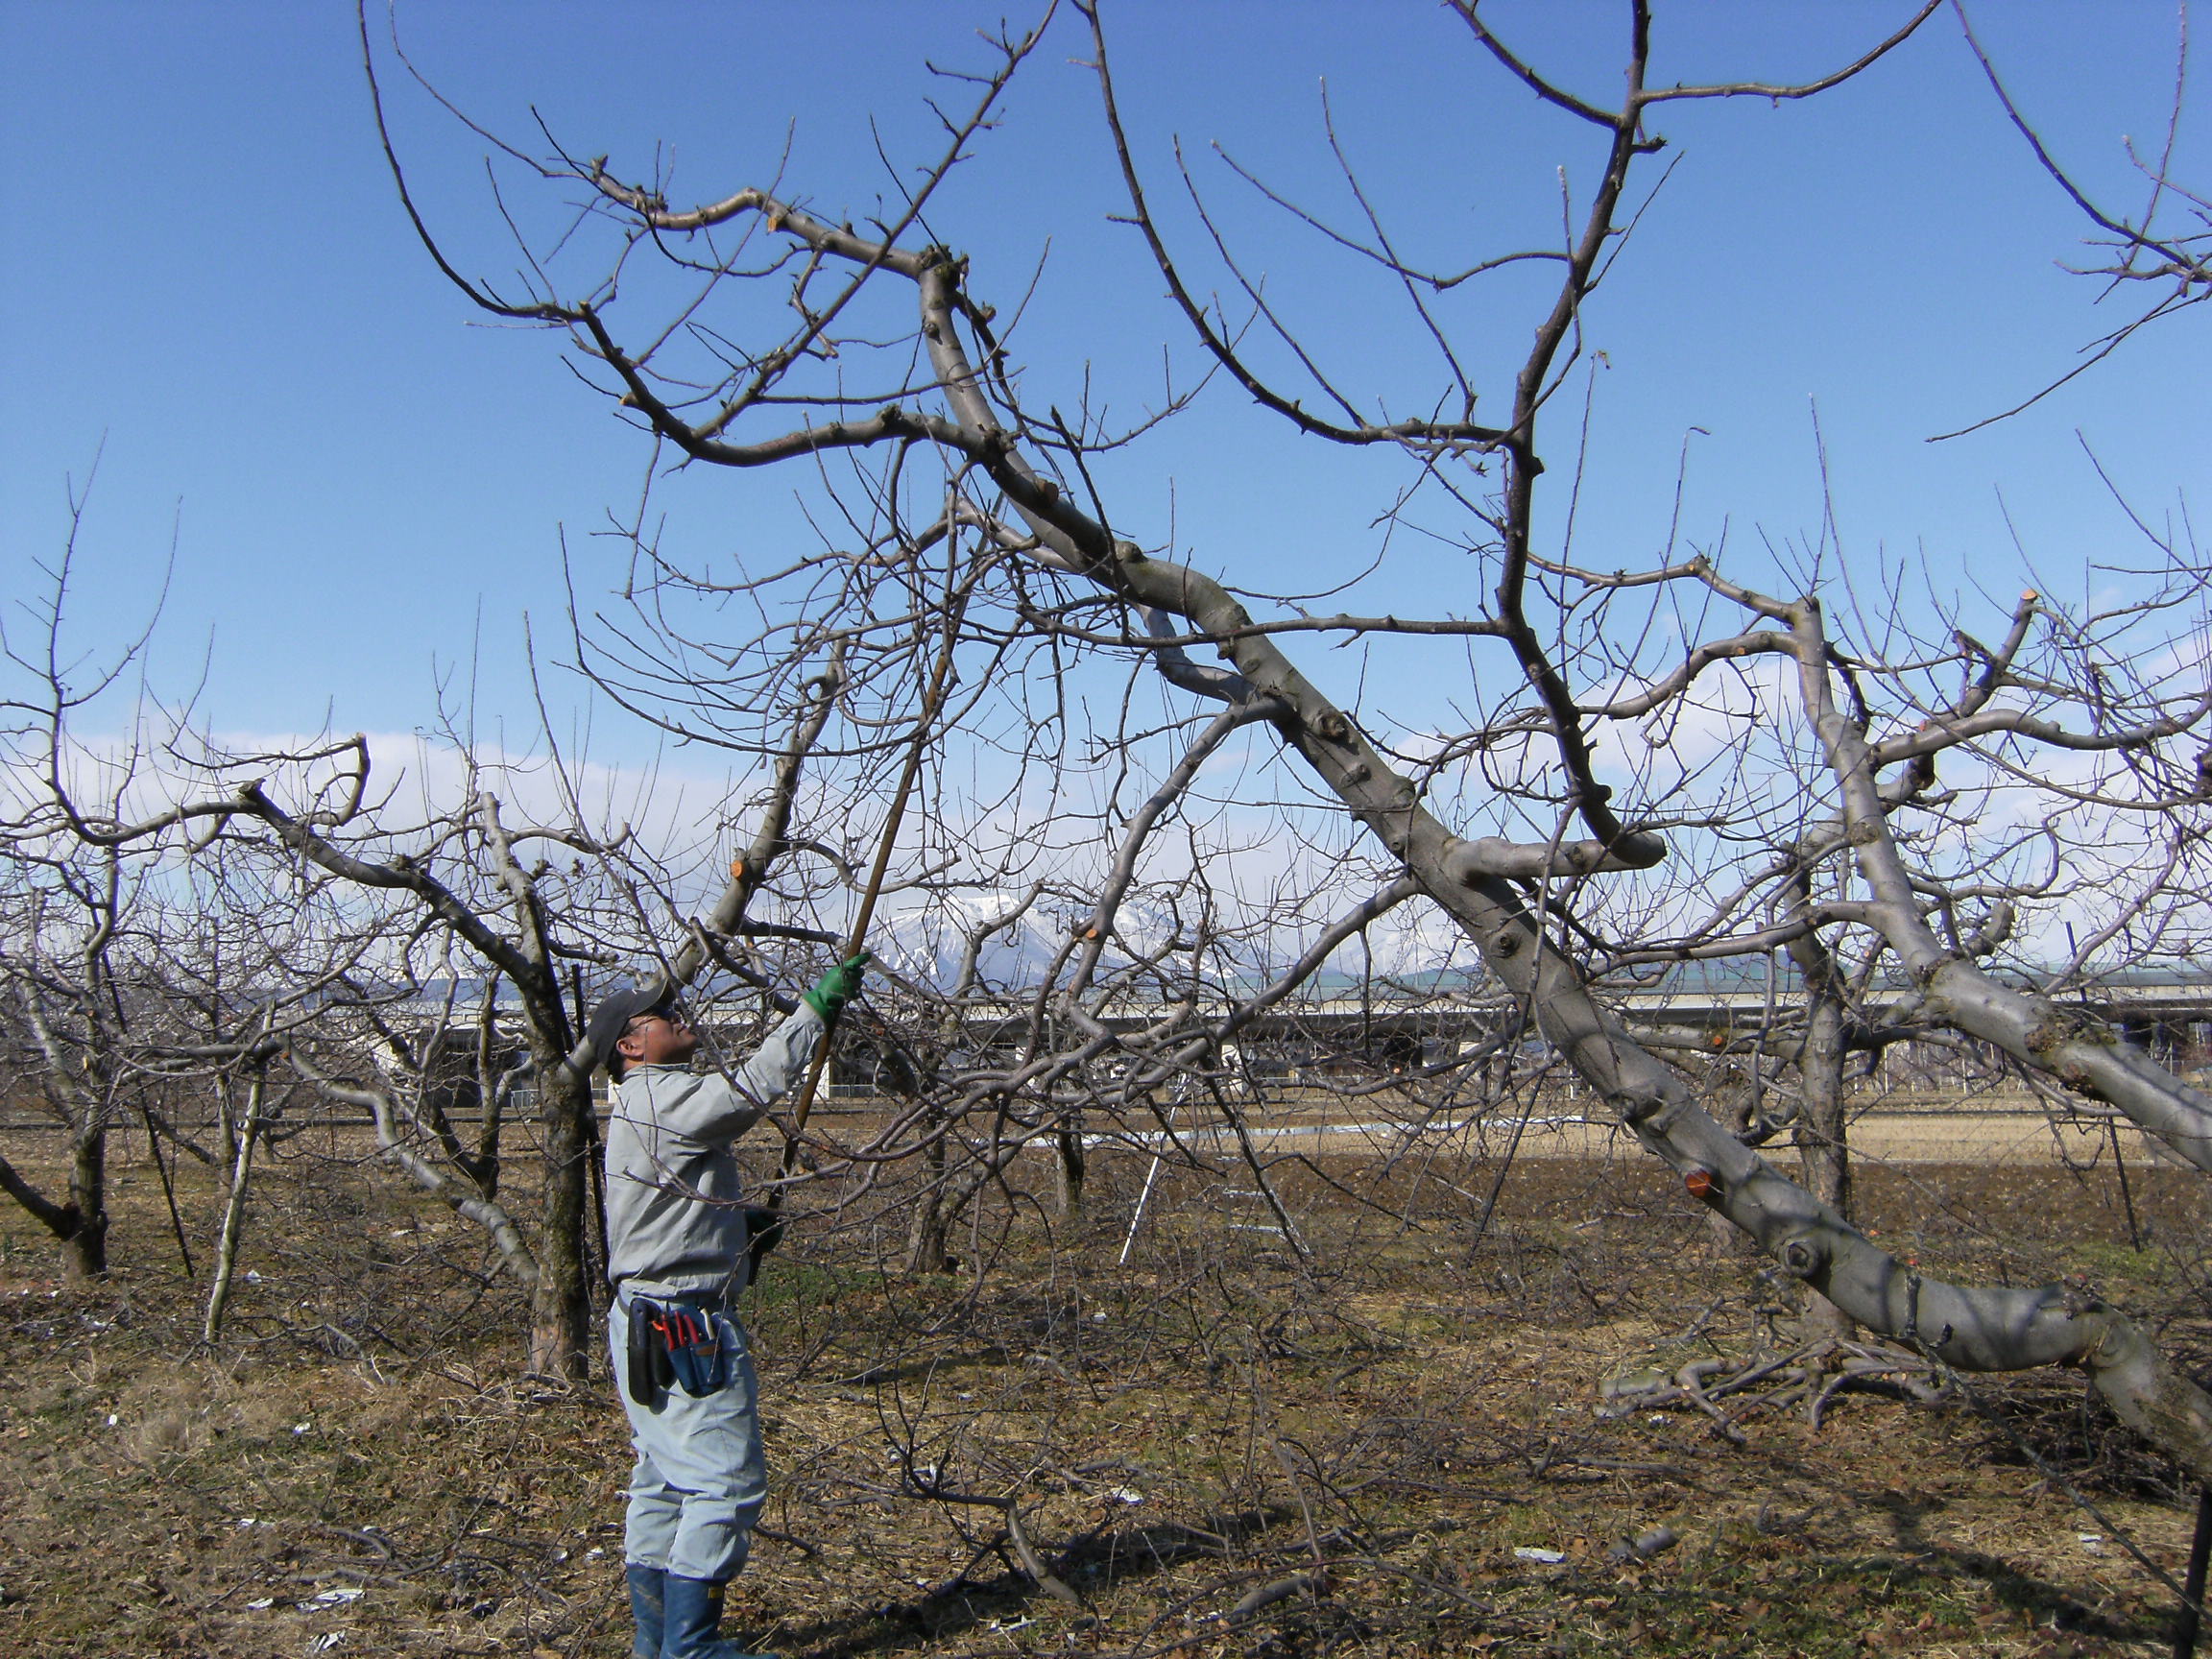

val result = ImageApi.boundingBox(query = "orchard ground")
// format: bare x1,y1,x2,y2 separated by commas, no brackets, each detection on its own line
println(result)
0,1098,2202,1658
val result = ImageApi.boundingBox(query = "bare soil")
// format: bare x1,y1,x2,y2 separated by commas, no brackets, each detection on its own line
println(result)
2,1120,2207,1657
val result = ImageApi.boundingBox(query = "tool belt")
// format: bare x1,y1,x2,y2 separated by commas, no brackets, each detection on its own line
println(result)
623,1209,786,1406
626,1296,730,1403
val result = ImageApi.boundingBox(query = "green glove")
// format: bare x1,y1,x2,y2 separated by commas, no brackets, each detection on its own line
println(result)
803,950,872,1022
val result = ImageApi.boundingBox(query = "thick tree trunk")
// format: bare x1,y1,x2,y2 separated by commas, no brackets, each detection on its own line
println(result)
527,1068,595,1381
1792,1047,1853,1219
1784,875,1855,1222
61,1125,109,1281
1786,924,1856,1337
904,1119,954,1274
1054,1121,1086,1221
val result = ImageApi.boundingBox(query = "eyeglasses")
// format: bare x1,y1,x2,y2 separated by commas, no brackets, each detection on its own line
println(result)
625,1010,691,1034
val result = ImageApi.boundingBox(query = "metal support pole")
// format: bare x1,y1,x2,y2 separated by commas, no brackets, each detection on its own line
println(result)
1118,1104,1179,1266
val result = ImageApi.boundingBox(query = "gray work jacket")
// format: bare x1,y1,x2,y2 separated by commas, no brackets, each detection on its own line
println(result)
604,1004,824,1297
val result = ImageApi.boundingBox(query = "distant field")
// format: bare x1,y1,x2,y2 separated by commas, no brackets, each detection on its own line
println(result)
1138,1105,2164,1167
4,1092,2149,1172
997,1093,2161,1169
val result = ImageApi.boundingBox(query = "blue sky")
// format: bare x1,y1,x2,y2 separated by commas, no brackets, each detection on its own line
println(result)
1,2,2203,768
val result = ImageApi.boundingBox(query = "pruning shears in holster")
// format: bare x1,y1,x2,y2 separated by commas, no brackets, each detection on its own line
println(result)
625,1298,731,1403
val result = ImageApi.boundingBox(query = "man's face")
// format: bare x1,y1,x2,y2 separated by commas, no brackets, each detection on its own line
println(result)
616,1007,697,1071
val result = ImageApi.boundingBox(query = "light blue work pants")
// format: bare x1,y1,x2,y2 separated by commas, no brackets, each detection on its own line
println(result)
605,1295,767,1583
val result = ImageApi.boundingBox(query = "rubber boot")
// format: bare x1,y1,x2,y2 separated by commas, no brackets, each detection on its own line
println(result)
660,1573,776,1659
625,1562,666,1659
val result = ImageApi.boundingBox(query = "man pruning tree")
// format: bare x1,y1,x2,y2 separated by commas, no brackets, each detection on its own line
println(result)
587,953,869,1659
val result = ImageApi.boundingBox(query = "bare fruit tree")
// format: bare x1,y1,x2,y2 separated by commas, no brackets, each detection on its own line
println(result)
4,447,884,1379
0,494,349,1283
367,0,2212,1476
0,547,616,1372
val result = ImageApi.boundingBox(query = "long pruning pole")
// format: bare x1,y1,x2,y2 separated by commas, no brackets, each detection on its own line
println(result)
779,560,972,1175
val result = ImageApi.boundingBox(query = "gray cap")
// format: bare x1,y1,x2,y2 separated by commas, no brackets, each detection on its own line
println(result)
585,983,671,1075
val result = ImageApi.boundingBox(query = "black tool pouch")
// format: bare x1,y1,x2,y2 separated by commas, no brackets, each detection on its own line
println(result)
626,1296,676,1405
627,1296,732,1399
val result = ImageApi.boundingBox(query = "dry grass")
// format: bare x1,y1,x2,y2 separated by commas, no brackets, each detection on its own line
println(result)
2,1121,2209,1657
